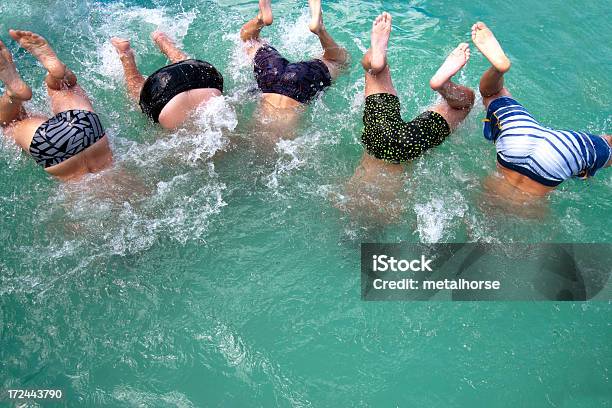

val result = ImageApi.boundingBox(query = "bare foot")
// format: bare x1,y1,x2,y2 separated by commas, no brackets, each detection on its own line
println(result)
471,22,511,73
430,43,470,90
308,0,324,34
258,0,273,26
110,37,133,57
0,40,31,100
151,30,168,44
369,12,392,74
9,30,66,79
151,30,174,47
151,30,188,62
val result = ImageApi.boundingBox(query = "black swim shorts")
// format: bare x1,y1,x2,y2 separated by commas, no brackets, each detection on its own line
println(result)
139,59,224,122
253,45,331,104
361,93,451,163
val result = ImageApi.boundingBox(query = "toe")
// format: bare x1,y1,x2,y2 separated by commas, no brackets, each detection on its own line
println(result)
0,45,12,62
111,37,129,46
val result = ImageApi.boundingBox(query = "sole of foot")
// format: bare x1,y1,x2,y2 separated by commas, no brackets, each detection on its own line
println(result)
471,22,511,73
369,12,392,74
259,0,273,25
110,37,132,55
9,29,66,79
151,30,171,43
0,39,32,100
430,42,470,90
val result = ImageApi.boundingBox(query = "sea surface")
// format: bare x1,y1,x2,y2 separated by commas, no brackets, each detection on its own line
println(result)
0,0,610,406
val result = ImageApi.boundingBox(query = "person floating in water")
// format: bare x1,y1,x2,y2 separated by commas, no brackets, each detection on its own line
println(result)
344,13,474,220
472,22,611,196
110,31,223,130
240,0,348,137
0,30,113,180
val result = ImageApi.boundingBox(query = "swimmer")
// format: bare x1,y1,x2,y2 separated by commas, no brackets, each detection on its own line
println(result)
0,31,113,181
473,22,611,196
344,13,474,220
240,0,348,137
111,31,223,130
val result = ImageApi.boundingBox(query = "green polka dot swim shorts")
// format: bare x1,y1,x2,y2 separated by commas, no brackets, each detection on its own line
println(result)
361,93,451,163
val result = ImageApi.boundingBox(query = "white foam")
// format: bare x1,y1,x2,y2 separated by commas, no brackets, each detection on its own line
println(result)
349,77,366,108
190,96,238,160
34,160,226,258
194,321,311,407
91,3,197,83
97,41,125,83
117,95,236,167
277,12,321,60
414,192,468,242
266,139,306,190
214,322,248,367
353,37,367,54
112,387,195,408
224,32,257,92
0,129,26,169
99,4,196,44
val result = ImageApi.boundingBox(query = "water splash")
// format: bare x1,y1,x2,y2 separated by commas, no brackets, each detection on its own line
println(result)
414,191,468,242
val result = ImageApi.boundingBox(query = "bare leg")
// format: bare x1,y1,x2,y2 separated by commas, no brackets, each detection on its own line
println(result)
471,22,511,108
308,0,348,78
343,151,407,224
257,0,273,25
362,13,396,97
344,12,405,223
0,37,53,152
111,37,146,100
0,94,27,126
9,30,76,92
11,30,95,114
240,0,273,57
152,31,188,64
0,39,32,126
4,116,47,151
240,16,267,42
359,13,401,174
46,85,94,114
428,43,474,129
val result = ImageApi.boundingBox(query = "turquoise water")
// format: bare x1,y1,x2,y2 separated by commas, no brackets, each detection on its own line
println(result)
1,0,611,406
